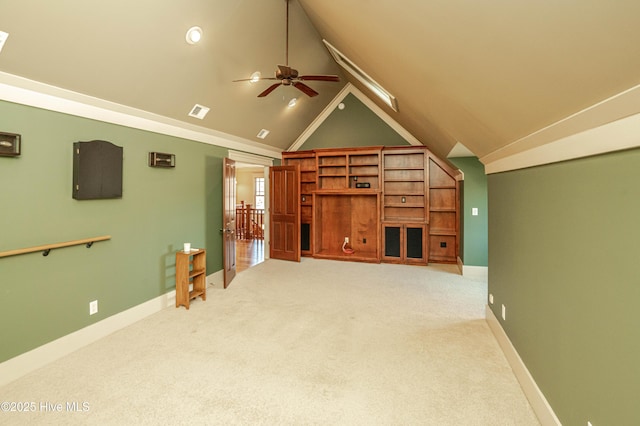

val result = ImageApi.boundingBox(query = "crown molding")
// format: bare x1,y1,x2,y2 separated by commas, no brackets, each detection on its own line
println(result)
482,83,640,174
0,71,282,159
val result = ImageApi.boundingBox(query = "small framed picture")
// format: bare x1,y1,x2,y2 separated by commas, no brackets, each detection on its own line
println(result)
0,132,21,157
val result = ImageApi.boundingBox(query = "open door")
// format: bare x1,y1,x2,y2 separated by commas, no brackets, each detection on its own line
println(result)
269,165,300,262
222,157,236,288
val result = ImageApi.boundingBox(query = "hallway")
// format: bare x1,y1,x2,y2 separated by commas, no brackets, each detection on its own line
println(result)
236,239,265,273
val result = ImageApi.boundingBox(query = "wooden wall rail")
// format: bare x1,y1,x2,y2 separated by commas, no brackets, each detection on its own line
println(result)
0,235,111,258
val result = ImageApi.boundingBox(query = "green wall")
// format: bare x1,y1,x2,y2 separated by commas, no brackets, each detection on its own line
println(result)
300,93,409,150
450,157,487,266
488,148,640,425
0,100,227,363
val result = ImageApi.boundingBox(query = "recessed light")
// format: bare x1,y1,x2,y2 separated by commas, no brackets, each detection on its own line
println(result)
287,98,297,108
185,26,202,45
257,129,270,139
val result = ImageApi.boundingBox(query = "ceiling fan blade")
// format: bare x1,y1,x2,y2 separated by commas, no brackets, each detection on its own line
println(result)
293,82,319,97
257,83,281,97
298,75,340,82
233,77,278,82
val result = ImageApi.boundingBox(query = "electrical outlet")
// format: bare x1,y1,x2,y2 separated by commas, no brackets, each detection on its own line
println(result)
344,237,349,244
472,207,479,216
89,300,98,315
501,304,506,321
489,294,494,304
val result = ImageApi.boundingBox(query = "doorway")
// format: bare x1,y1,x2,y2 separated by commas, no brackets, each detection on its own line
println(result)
234,162,268,273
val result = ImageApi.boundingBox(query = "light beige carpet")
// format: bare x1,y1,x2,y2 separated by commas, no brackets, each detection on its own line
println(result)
0,259,539,425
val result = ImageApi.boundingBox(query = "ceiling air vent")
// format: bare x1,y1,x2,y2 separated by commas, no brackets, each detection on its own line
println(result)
188,104,210,120
257,129,270,139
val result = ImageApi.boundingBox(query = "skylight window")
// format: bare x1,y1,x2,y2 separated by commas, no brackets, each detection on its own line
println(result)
323,39,398,112
0,31,9,54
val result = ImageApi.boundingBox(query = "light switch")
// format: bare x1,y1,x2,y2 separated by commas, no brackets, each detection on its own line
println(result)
472,207,478,216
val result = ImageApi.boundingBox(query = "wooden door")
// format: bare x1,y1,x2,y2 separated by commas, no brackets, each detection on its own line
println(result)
269,165,300,262
223,158,236,288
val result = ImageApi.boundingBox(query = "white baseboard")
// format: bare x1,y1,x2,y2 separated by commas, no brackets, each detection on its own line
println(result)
456,257,488,281
485,306,561,426
463,265,488,281
0,271,221,387
207,269,224,288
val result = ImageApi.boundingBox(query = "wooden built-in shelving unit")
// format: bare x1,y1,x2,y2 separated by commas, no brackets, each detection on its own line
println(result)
281,145,461,265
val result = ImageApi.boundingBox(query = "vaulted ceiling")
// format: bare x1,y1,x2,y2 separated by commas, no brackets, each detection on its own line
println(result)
1,0,639,163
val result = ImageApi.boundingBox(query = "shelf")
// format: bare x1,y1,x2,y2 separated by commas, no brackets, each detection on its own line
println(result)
429,229,457,235
188,268,205,278
384,217,427,223
318,163,346,168
314,188,381,195
189,289,205,300
314,248,379,263
385,203,424,208
383,166,425,170
430,208,456,212
384,191,425,196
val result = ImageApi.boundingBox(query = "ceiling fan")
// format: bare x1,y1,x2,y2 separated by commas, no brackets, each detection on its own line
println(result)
233,0,339,98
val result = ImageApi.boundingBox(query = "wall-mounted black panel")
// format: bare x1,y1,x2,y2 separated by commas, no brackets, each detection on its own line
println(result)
73,140,123,200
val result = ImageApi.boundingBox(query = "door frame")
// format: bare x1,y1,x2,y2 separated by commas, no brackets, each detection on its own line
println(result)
226,151,274,273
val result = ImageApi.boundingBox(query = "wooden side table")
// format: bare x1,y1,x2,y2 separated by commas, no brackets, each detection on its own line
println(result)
175,249,206,309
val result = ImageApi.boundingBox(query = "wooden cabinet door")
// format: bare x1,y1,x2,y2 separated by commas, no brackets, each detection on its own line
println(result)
382,223,427,265
269,165,300,262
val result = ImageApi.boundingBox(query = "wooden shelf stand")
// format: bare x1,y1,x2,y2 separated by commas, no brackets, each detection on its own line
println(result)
175,249,206,309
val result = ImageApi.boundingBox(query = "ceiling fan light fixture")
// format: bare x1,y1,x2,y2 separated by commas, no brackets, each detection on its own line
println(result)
250,71,261,83
185,26,202,45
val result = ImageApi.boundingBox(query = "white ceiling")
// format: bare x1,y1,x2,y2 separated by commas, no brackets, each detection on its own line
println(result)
1,0,639,163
